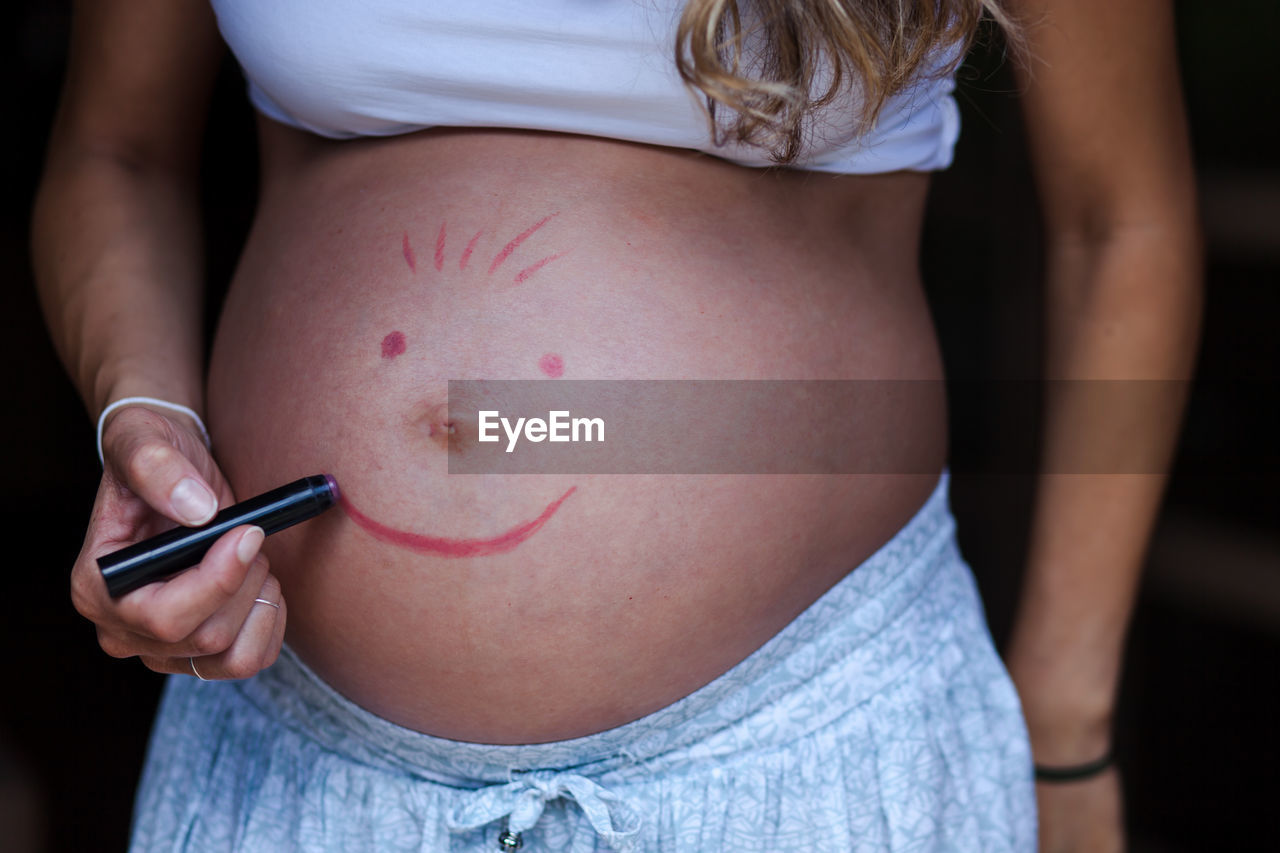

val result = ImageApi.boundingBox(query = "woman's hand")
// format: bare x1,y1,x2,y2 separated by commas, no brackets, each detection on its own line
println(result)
1014,674,1127,853
1036,769,1125,853
71,403,286,680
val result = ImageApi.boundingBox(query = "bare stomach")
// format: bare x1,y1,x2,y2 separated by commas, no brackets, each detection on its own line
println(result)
206,121,947,743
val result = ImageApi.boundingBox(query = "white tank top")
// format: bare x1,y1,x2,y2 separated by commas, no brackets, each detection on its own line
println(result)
209,0,964,174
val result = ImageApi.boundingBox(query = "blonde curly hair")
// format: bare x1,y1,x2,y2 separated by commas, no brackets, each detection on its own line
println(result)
675,0,1018,163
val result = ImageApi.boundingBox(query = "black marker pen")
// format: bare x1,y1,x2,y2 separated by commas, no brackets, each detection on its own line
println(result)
99,474,340,598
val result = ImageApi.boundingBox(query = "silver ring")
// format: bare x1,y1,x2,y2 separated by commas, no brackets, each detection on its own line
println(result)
189,656,210,681
253,597,281,610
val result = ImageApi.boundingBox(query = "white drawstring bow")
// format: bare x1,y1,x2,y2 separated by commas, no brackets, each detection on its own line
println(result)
446,770,643,851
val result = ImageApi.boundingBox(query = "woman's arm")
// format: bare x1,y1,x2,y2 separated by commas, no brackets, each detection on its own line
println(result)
34,0,221,422
1001,0,1202,848
33,0,285,681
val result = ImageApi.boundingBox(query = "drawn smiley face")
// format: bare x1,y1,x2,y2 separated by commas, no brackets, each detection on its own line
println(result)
337,215,575,557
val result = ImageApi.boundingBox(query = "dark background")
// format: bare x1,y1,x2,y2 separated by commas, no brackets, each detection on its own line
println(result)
3,3,1277,851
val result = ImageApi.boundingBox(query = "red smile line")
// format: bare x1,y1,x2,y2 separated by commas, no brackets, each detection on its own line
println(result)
339,487,577,557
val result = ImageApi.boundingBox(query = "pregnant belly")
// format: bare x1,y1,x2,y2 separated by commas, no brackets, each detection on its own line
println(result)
206,125,947,743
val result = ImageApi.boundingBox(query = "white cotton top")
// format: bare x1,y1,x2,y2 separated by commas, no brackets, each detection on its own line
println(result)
208,0,965,174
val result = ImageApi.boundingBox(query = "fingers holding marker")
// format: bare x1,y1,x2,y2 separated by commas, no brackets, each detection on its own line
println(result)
185,578,286,681
139,574,286,681
217,579,286,680
101,404,220,526
183,544,274,659
88,524,264,660
116,525,265,645
97,475,340,598
127,440,217,526
260,589,287,670
89,475,336,675
86,407,329,681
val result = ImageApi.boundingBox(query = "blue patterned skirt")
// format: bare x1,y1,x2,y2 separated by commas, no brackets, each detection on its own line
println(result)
130,472,1035,851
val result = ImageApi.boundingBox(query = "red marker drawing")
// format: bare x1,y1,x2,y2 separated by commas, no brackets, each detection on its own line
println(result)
538,353,565,378
340,487,577,557
489,214,557,274
460,229,483,271
515,252,570,285
402,231,416,272
381,331,407,360
434,222,447,272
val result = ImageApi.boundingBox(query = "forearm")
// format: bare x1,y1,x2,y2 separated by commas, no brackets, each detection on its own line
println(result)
32,0,223,421
1006,222,1202,760
33,149,207,419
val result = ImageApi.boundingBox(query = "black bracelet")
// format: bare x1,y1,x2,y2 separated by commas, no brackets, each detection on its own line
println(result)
1034,751,1115,783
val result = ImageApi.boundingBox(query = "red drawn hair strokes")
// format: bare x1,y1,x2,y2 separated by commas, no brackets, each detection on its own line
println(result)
460,229,483,271
407,215,566,282
489,214,557,274
515,252,570,285
434,222,447,272
402,231,416,272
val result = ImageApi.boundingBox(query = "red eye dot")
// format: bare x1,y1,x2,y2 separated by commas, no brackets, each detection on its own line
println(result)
538,353,564,378
381,331,407,359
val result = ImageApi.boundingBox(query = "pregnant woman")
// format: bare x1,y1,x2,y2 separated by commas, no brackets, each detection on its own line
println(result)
34,1,1199,850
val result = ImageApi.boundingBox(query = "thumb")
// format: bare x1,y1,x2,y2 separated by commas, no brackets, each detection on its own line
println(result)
104,409,221,527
